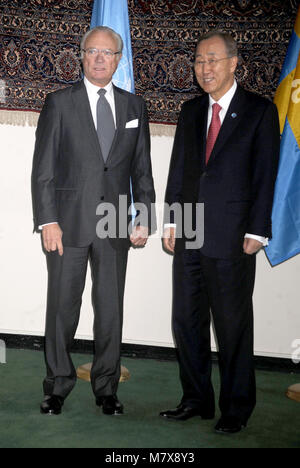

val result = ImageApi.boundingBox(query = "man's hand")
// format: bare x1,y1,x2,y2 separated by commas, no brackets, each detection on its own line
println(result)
130,226,149,247
163,227,176,254
42,224,64,256
243,237,263,255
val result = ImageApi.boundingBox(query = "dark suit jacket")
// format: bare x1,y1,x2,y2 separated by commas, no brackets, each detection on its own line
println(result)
165,85,280,259
32,81,156,249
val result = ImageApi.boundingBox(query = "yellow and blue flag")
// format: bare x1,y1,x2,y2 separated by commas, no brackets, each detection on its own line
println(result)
265,7,300,266
91,0,135,93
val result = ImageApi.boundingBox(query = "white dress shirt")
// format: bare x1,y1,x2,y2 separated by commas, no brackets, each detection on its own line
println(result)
165,80,268,247
207,80,237,133
40,77,116,229
84,77,116,129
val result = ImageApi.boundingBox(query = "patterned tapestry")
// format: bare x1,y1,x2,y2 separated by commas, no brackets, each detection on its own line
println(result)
0,0,298,133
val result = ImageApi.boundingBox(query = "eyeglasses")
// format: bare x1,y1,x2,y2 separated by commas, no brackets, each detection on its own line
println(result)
82,48,121,58
194,56,233,67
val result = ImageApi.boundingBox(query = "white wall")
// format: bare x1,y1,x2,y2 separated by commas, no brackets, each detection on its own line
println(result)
0,123,299,359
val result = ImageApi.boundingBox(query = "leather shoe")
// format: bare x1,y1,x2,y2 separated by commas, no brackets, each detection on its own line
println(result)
96,395,124,415
40,395,64,415
160,403,214,421
215,417,246,434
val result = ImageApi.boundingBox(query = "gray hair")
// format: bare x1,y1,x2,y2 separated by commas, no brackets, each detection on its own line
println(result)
196,30,238,58
80,26,124,59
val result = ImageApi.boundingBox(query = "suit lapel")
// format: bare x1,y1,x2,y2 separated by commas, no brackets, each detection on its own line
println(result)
113,85,128,131
71,81,104,164
187,95,208,170
207,86,247,165
195,95,209,170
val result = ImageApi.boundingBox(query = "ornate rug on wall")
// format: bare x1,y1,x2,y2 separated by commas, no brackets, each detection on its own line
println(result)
0,0,298,135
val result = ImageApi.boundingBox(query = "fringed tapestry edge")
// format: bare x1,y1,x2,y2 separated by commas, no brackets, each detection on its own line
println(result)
0,109,176,137
0,109,40,128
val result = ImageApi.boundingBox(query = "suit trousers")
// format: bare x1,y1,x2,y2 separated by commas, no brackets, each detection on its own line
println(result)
173,249,256,424
43,237,128,399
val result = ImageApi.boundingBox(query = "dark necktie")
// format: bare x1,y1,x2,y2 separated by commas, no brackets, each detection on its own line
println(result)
97,89,115,162
206,103,222,164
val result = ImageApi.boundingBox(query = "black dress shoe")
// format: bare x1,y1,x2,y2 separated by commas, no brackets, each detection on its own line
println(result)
40,395,64,415
215,417,246,434
96,395,124,415
160,404,214,421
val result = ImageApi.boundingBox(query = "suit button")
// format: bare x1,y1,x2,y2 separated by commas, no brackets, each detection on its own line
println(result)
104,167,108,172
101,196,104,201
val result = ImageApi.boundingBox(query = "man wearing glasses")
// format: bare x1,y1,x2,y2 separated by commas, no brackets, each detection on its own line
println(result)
161,31,280,433
32,26,156,416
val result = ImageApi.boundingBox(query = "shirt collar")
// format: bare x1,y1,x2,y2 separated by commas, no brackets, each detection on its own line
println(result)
84,77,114,98
209,80,237,112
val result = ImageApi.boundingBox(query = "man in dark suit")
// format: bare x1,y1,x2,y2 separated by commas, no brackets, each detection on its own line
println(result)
32,26,156,416
160,31,280,433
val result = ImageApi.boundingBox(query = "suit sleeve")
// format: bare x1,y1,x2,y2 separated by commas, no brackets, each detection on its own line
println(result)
31,93,61,232
164,106,186,225
130,99,157,234
247,102,280,238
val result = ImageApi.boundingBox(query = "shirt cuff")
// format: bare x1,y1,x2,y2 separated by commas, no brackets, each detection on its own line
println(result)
163,229,268,246
245,233,269,247
39,222,58,230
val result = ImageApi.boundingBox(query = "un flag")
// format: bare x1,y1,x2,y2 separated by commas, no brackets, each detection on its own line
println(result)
91,0,135,93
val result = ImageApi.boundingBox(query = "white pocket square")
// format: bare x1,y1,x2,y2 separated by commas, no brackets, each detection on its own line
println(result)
125,119,139,129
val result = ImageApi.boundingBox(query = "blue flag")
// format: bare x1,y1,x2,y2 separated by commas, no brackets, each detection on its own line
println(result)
91,0,135,93
265,8,300,266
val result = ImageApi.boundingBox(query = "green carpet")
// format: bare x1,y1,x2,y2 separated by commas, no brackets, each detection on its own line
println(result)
0,349,299,448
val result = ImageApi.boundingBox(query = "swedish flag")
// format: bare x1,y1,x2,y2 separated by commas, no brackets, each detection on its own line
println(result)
265,8,300,266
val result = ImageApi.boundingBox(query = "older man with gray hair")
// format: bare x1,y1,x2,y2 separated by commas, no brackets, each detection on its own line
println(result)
32,26,156,416
161,30,280,434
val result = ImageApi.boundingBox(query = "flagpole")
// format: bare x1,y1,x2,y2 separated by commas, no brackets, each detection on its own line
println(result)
77,363,130,383
286,384,300,402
